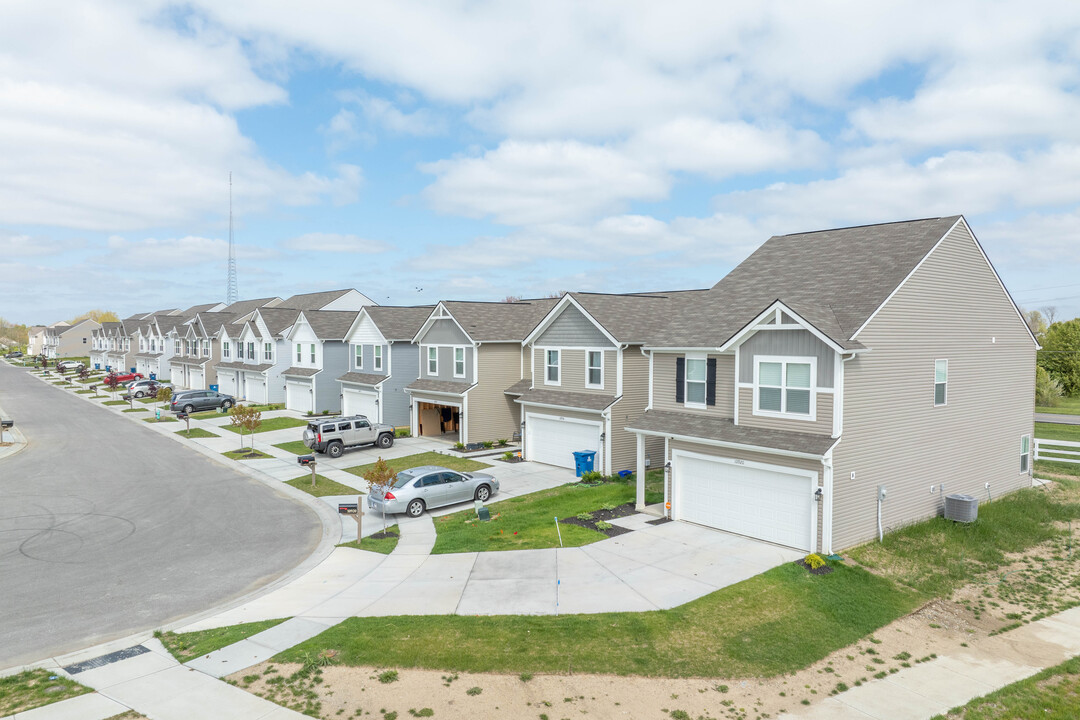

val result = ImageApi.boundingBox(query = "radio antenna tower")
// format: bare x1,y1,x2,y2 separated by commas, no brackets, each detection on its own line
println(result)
226,171,238,306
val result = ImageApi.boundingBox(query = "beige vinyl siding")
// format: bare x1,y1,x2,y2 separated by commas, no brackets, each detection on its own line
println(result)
468,342,526,443
525,406,603,424
610,348,653,472
652,352,735,416
533,347,615,395
831,221,1036,550
737,389,834,435
666,439,825,550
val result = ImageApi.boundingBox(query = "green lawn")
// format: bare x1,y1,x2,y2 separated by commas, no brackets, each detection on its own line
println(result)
337,526,400,555
122,407,148,413
1035,422,1080,443
190,403,283,420
1033,423,1080,474
75,389,94,394
103,399,128,405
285,473,364,497
156,619,287,663
273,440,311,455
0,669,92,716
222,448,273,460
221,417,308,434
933,655,1080,719
1037,395,1080,416
143,416,178,423
174,428,219,439
276,559,920,678
848,486,1080,598
345,452,492,481
432,481,636,553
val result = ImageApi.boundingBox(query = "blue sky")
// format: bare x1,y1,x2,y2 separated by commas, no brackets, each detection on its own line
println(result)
2,0,1080,324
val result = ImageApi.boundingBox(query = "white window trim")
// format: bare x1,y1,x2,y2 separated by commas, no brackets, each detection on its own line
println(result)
544,348,561,386
264,342,273,362
354,343,364,370
247,342,255,361
427,346,438,376
309,343,316,365
585,349,604,389
453,347,466,378
753,355,817,421
374,345,383,371
223,342,230,359
296,343,302,363
1020,433,1031,475
934,359,948,407
683,352,708,410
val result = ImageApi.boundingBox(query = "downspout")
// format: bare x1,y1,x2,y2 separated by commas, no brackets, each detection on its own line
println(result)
641,347,652,411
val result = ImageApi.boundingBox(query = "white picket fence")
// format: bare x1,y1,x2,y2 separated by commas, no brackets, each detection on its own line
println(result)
1035,438,1080,465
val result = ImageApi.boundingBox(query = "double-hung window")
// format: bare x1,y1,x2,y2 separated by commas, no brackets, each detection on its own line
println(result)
545,349,560,385
454,347,465,378
374,345,383,371
223,342,230,359
427,346,438,375
1020,435,1031,474
755,357,814,418
247,342,255,360
934,359,948,406
296,343,302,363
354,344,363,370
203,341,210,357
310,344,316,364
586,350,603,388
264,343,272,361
685,356,707,407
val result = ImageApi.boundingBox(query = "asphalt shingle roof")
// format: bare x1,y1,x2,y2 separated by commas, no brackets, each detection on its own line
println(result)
255,307,302,336
437,299,559,342
218,297,282,317
281,366,320,377
366,306,435,341
406,378,472,395
626,410,838,456
301,310,361,340
516,388,617,412
279,289,355,311
649,216,962,349
337,371,389,386
562,290,711,344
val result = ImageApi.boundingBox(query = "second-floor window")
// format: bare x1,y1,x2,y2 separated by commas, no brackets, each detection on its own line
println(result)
586,351,603,388
374,345,383,371
264,343,273,361
935,359,948,406
150,339,155,351
247,342,255,360
354,344,363,370
203,341,210,357
427,346,438,375
174,340,180,354
296,343,301,363
310,344,316,364
756,357,813,418
454,347,465,377
545,349,560,385
223,342,230,359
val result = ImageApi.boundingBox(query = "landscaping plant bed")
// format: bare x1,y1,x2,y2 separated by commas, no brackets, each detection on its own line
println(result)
559,502,638,538
497,454,524,463
453,442,514,454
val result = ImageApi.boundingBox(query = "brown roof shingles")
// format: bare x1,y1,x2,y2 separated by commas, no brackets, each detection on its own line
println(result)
626,409,838,456
439,298,558,342
366,306,435,341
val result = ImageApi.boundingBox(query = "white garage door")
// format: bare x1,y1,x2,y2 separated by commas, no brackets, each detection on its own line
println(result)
189,368,205,390
286,381,312,413
675,452,815,551
219,372,237,397
248,377,267,404
526,413,602,470
342,388,378,421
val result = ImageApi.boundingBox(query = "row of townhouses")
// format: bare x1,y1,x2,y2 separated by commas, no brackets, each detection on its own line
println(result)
27,319,102,359
73,216,1034,553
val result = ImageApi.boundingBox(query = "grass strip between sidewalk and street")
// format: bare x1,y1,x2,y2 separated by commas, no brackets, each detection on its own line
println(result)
345,452,492,481
337,525,400,555
221,417,308,434
286,473,363,497
275,559,921,678
932,654,1080,719
190,403,284,420
142,416,177,423
156,619,288,663
222,447,273,460
174,427,219,439
0,669,92,716
273,440,311,455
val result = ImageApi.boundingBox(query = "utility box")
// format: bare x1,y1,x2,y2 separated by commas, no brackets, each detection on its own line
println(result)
944,494,978,523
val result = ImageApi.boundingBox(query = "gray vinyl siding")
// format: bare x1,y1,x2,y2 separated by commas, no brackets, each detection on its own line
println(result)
737,389,834,435
314,341,348,413
421,345,475,384
423,318,470,345
535,305,615,347
467,343,524,443
831,222,1036,551
610,348,652,473
737,329,835,388
532,347,615,395
382,342,421,428
351,343,389,376
652,352,736,417
666,439,825,551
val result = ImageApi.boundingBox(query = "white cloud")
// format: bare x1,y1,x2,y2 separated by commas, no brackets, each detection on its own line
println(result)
97,235,277,267
281,233,390,253
338,91,446,136
0,232,85,257
421,141,669,225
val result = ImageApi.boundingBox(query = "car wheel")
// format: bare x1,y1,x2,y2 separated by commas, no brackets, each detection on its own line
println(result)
377,433,394,449
183,404,194,414
407,499,425,517
134,391,144,398
327,442,344,459
221,400,233,410
474,485,491,503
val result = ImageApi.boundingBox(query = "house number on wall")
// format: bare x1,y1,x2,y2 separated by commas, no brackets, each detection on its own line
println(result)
734,459,745,465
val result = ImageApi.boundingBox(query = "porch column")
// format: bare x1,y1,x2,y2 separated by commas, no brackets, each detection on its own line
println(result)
635,433,646,510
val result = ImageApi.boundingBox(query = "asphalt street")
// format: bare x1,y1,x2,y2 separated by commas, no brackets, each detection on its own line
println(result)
0,363,321,668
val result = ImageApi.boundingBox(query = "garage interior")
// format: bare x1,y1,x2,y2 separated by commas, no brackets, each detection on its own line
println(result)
417,401,460,442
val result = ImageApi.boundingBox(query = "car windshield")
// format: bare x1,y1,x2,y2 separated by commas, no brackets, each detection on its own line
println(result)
392,472,418,489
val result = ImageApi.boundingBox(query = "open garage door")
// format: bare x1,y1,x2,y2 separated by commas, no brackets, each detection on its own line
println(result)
342,387,378,421
674,451,816,551
525,413,602,470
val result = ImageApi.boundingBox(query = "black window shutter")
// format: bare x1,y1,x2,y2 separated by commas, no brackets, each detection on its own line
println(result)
675,357,685,403
706,357,717,406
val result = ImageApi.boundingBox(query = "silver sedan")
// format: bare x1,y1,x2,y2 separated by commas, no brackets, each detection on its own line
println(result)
367,465,499,518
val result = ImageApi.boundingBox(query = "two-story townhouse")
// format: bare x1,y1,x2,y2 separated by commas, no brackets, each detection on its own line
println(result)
161,303,226,385
132,311,180,378
104,315,147,372
338,305,433,427
171,299,281,390
54,318,100,357
27,325,46,357
89,325,109,369
407,299,556,444
281,310,361,413
626,216,1037,554
517,291,708,475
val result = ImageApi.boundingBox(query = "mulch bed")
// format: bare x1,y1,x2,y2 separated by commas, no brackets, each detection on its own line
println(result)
558,502,639,538
796,559,834,575
497,456,525,463
368,530,398,540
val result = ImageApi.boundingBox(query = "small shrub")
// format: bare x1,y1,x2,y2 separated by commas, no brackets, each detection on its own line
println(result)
454,442,465,450
503,451,514,461
465,686,482,696
395,427,410,438
519,672,533,682
576,512,594,521
804,553,826,569
835,682,849,693
601,502,618,511
408,710,434,718
378,670,399,684
497,438,509,446
595,521,613,531
580,470,604,483
481,440,493,449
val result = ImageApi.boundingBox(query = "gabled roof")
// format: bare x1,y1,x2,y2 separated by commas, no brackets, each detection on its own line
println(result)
364,306,435,341
649,216,964,349
420,299,559,343
279,289,357,311
181,302,223,315
297,310,361,340
527,290,710,346
255,307,302,336
218,297,282,317
193,311,241,338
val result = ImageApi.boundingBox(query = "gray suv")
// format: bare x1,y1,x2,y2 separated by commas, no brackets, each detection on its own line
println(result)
170,390,235,414
302,415,395,458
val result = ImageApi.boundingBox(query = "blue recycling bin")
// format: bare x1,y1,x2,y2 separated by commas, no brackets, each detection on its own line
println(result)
149,373,156,381
94,363,100,370
573,450,597,477
210,384,219,392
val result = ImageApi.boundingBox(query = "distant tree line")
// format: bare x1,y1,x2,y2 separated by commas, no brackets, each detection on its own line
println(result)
1027,308,1080,405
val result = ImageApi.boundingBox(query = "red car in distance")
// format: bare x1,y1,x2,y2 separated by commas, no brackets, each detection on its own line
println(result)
107,371,144,383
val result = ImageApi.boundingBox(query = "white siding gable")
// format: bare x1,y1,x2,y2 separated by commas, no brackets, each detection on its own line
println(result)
321,289,377,311
348,313,387,346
